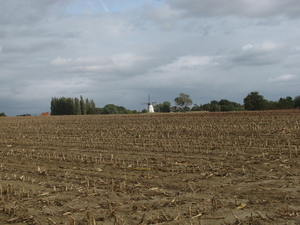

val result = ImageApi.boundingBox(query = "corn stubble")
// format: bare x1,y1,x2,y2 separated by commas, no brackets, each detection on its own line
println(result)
0,110,299,224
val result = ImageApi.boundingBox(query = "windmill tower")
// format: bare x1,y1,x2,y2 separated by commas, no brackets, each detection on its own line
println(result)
142,95,156,113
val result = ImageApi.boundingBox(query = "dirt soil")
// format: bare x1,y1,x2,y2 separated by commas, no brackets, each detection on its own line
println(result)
0,111,300,224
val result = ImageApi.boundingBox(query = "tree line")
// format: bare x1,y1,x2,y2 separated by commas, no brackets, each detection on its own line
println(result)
37,92,300,116
51,96,97,115
171,93,244,112
243,91,300,110
174,92,300,112
50,96,139,115
2,92,298,116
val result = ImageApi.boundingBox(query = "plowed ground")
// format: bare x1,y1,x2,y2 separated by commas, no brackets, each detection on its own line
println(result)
0,110,300,224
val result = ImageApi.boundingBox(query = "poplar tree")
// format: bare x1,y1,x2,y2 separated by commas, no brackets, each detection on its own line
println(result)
74,97,81,115
80,95,86,115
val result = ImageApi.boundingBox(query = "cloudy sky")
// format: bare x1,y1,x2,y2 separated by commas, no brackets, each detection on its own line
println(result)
1,0,300,116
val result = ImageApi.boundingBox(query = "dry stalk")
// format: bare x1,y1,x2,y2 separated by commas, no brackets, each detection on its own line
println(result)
189,204,193,218
174,205,181,221
234,195,239,207
111,179,115,192
85,176,90,188
69,217,76,225
189,183,196,193
242,165,246,175
139,213,146,224
211,196,218,210
231,211,241,224
47,218,57,224
0,182,2,199
6,183,13,197
86,211,96,225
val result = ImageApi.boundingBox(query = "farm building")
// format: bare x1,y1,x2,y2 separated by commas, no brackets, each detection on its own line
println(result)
40,112,50,116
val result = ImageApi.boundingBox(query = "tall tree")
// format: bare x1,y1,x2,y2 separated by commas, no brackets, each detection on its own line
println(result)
80,95,86,115
86,98,97,114
74,97,81,115
90,99,96,108
50,96,96,115
174,93,193,110
243,91,266,110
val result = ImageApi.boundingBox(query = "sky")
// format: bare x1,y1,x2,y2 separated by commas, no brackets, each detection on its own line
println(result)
1,0,300,116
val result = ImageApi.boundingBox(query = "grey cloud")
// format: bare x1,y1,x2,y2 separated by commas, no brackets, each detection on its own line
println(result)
3,40,65,54
0,0,69,25
227,42,287,67
230,51,281,66
165,0,300,18
142,4,181,30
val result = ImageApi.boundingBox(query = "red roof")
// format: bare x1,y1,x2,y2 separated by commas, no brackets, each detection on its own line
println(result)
40,112,50,116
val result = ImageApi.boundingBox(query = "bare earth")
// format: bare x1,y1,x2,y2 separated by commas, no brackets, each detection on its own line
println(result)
0,110,300,225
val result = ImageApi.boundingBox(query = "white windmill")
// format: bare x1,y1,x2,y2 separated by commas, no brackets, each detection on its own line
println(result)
142,95,156,113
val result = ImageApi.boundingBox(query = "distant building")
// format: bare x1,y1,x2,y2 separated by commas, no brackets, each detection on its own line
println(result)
40,112,50,116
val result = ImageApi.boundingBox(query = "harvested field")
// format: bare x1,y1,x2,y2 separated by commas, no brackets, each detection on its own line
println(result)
0,110,300,225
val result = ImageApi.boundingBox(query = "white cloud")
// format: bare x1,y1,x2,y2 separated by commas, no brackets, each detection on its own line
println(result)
242,41,285,52
242,44,254,51
261,41,285,51
50,56,72,66
159,55,218,71
268,74,296,82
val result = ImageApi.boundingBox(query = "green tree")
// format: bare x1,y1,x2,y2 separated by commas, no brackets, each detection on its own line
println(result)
219,99,234,111
0,112,6,117
174,93,193,110
278,96,294,109
50,97,74,115
219,99,244,111
201,103,211,111
161,101,171,112
264,100,278,110
210,100,221,112
86,98,97,114
80,95,86,115
51,96,96,115
243,91,266,110
66,97,75,115
230,102,244,111
294,96,300,108
102,104,119,114
118,106,128,114
96,108,103,114
86,107,98,114
74,97,81,115
191,104,201,111
154,101,171,112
